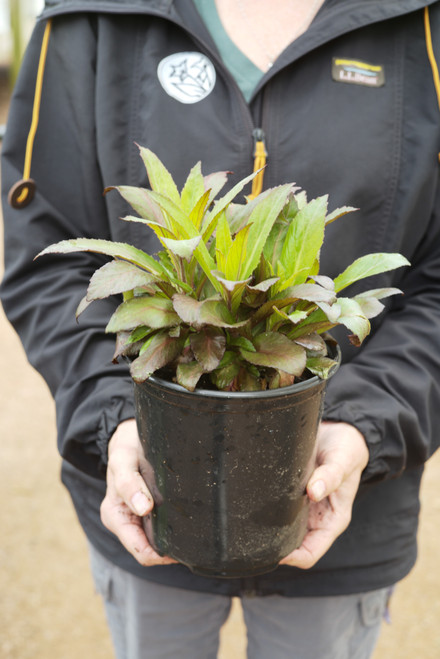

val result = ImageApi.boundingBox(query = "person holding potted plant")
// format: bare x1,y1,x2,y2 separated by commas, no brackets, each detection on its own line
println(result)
2,0,440,657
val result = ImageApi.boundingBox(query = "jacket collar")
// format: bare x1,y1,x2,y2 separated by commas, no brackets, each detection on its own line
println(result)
40,0,439,20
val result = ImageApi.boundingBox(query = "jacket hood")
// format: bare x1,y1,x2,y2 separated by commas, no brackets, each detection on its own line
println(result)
39,0,439,20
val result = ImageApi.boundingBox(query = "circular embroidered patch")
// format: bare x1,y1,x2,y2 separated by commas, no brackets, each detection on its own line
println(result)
157,52,216,104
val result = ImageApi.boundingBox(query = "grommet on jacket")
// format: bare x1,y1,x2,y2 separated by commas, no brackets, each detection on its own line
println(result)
8,179,36,209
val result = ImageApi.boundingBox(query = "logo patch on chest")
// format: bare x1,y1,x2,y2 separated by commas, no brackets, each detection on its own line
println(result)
157,52,216,104
332,58,385,87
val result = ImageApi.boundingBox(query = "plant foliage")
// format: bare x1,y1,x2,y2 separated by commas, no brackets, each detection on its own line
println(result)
37,147,409,391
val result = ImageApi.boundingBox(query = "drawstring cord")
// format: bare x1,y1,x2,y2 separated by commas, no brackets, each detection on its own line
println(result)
424,6,440,162
8,19,52,209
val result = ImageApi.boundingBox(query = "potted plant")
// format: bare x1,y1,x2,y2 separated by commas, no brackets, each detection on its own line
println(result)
37,146,409,577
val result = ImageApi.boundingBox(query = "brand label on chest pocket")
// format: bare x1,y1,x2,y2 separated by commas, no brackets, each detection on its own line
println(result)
332,58,385,87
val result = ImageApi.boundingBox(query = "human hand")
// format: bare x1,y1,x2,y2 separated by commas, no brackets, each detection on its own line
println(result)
100,418,177,566
280,420,369,569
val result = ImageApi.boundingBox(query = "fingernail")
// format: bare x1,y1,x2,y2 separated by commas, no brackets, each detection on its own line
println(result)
131,492,150,516
310,480,326,501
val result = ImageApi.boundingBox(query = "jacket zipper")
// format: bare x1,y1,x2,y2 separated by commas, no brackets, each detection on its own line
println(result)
248,128,268,199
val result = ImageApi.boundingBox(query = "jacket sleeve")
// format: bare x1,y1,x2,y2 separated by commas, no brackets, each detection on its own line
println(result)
323,171,440,483
1,17,135,479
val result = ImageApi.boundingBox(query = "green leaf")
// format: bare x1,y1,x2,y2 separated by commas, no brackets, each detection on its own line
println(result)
240,184,293,279
353,287,404,320
138,145,181,206
148,190,221,293
210,362,240,390
189,189,212,231
246,277,279,293
129,326,154,343
106,296,180,332
267,307,308,331
316,301,342,323
226,187,279,235
87,260,157,301
180,162,205,214
172,294,247,328
130,331,184,382
122,215,175,240
201,169,261,240
228,336,256,352
75,294,92,319
287,314,336,340
161,236,202,262
356,287,403,300
112,330,136,361
269,308,308,329
295,191,308,209
176,360,205,391
310,275,335,291
336,298,371,343
263,217,290,269
190,327,226,371
294,332,327,353
212,272,251,314
267,369,296,390
198,298,248,328
36,238,167,279
334,253,410,293
306,356,338,379
325,205,358,226
109,185,166,225
172,294,202,325
278,196,328,289
353,296,384,319
203,170,229,206
215,213,233,274
281,283,336,305
217,350,236,368
225,224,252,281
240,332,306,376
286,310,309,323
236,367,264,391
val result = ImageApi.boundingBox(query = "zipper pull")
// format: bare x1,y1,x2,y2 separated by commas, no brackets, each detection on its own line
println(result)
248,128,268,201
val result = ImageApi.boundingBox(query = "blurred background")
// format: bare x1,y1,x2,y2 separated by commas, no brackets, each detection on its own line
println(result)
0,2,439,657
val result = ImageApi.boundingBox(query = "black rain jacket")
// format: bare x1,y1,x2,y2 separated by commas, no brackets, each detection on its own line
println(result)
2,0,440,597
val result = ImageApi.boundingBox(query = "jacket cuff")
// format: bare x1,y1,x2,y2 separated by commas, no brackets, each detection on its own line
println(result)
96,393,136,474
323,400,390,483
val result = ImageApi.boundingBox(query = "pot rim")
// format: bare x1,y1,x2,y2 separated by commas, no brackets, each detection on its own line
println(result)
144,342,341,400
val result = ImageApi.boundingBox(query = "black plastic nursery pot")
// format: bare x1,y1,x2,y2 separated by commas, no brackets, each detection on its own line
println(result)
134,347,340,579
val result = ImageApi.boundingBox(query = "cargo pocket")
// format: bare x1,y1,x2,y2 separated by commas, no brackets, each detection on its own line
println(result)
359,588,389,627
88,543,113,602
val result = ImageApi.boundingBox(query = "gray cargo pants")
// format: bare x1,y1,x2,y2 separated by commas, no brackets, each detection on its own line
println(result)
89,543,391,659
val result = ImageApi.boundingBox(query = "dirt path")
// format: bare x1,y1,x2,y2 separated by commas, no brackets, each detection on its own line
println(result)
1,83,439,658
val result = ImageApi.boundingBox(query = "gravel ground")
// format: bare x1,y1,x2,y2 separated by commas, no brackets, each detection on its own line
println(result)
1,78,439,658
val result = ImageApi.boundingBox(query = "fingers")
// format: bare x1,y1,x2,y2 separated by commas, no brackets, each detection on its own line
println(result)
308,421,369,502
109,445,154,516
307,461,345,503
280,421,369,570
100,419,176,567
100,482,175,566
107,418,154,515
280,511,336,570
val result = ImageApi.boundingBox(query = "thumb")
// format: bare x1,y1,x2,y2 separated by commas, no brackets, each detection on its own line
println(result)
128,475,154,517
107,421,154,517
108,458,154,516
307,461,345,502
